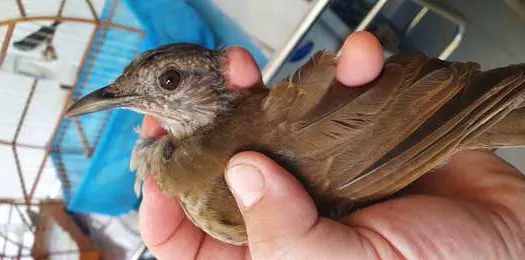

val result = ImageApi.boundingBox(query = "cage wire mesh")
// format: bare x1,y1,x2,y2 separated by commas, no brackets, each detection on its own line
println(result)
0,0,145,258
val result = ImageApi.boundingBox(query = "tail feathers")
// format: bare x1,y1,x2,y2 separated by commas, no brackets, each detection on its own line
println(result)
465,64,525,148
467,106,525,148
334,62,525,201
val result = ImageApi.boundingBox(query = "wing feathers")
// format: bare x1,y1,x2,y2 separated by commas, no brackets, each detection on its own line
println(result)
263,53,525,205
336,64,525,200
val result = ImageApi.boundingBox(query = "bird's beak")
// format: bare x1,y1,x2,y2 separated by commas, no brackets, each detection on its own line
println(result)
65,84,137,117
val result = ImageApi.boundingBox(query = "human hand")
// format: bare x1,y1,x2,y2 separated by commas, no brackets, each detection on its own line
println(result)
139,32,525,259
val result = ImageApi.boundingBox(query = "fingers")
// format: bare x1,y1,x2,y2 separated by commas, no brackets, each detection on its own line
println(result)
227,32,384,89
225,32,384,89
225,151,319,257
141,150,322,259
195,236,248,260
141,115,166,139
336,31,384,87
226,47,263,90
139,176,204,259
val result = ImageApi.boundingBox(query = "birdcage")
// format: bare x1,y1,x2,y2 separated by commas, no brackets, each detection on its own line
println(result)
0,0,273,257
0,0,308,256
0,0,146,258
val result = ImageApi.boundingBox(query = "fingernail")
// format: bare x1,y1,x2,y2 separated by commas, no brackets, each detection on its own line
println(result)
226,163,265,209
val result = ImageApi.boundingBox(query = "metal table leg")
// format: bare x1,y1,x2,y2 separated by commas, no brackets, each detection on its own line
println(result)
355,0,466,60
408,0,466,59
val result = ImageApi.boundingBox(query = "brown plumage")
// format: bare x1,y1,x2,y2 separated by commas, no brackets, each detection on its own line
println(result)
66,44,525,245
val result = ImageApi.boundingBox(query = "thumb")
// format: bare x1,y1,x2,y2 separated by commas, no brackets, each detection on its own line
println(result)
225,151,319,257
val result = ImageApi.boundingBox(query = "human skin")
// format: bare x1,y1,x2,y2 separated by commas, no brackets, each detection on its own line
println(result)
138,32,525,260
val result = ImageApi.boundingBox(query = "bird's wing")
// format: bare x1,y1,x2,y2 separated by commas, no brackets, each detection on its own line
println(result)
334,62,525,201
268,52,525,204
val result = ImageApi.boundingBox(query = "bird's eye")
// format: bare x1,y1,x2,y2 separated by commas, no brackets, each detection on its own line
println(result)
159,69,181,90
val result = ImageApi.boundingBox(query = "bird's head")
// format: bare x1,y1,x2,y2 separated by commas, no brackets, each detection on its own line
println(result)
66,43,242,138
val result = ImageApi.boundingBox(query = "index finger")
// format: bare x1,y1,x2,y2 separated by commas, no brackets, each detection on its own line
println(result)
336,31,384,87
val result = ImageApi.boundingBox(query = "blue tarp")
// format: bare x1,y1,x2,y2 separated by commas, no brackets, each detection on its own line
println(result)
56,0,267,215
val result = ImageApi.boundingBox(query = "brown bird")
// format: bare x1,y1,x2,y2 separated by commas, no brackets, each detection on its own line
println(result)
66,44,525,245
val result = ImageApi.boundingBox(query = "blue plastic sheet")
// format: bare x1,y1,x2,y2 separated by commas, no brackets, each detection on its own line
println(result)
125,0,217,50
186,0,268,68
58,0,267,215
52,1,145,209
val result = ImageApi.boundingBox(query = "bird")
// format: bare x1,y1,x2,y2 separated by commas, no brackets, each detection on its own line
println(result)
14,21,60,60
66,43,525,245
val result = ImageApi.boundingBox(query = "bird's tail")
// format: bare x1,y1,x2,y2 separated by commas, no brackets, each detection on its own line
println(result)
465,64,525,148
